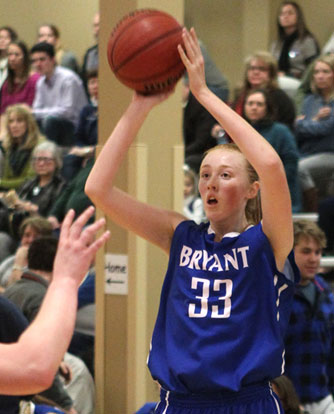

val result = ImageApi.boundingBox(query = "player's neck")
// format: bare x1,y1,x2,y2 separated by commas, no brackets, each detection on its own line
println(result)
210,215,249,241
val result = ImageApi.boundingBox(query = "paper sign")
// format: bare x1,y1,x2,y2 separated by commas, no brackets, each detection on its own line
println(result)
104,253,128,295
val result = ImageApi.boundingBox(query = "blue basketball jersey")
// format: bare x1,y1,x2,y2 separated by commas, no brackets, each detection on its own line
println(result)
147,220,299,394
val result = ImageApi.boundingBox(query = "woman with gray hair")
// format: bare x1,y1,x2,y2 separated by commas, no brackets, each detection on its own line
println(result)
14,140,67,217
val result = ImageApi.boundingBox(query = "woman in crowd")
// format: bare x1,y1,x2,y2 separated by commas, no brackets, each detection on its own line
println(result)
37,24,79,73
0,40,40,115
0,104,45,190
0,26,17,90
0,215,53,289
233,51,296,130
271,1,319,79
295,55,334,211
243,88,301,212
15,141,66,217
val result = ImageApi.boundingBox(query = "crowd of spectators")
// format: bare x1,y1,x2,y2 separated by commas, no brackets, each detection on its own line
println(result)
0,12,99,414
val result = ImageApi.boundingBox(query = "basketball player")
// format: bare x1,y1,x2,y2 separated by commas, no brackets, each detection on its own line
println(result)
0,206,109,395
86,28,299,413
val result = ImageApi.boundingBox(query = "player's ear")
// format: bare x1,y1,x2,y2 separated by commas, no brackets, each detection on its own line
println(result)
247,181,260,200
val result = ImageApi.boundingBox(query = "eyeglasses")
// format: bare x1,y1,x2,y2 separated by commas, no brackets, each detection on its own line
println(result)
248,66,269,72
32,157,54,163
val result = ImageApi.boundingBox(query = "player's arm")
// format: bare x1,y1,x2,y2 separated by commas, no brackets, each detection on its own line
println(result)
0,207,109,395
85,93,185,254
178,28,293,270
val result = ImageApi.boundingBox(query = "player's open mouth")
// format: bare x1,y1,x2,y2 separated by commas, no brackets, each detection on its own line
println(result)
207,197,218,205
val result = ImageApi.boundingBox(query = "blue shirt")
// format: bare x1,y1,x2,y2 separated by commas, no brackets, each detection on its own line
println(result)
33,66,87,124
148,221,299,394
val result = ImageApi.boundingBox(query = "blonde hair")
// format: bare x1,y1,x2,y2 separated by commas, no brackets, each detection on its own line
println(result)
203,143,261,225
3,104,41,151
311,55,334,101
293,220,327,249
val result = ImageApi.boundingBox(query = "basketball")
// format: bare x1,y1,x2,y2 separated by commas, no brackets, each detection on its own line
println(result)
107,9,185,94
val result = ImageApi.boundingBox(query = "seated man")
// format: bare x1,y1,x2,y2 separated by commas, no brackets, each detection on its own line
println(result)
284,220,334,413
31,42,87,146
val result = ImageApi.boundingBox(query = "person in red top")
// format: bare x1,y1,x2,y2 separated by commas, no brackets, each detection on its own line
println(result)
0,40,39,115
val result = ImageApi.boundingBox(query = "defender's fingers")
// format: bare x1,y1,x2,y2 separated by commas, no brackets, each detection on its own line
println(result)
70,206,96,239
59,209,75,240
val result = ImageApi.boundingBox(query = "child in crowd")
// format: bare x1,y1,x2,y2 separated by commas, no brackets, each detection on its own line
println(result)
183,164,205,224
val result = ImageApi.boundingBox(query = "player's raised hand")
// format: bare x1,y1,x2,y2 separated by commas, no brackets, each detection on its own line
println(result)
178,28,207,98
53,206,110,287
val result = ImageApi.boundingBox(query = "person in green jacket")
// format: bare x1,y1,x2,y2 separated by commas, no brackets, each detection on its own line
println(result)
0,104,45,190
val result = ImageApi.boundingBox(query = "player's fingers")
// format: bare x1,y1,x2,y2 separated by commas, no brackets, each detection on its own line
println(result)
70,206,96,239
59,209,75,241
178,44,190,67
181,29,196,61
79,217,106,246
87,230,110,255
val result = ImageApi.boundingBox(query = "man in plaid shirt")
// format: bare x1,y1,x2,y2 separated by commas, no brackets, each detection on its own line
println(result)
284,220,334,414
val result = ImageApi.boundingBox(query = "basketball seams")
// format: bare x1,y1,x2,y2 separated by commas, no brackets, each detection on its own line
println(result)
109,9,176,68
111,26,183,73
107,8,185,94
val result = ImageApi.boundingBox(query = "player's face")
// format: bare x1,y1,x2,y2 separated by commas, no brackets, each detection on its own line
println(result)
247,59,270,88
244,92,267,123
294,236,322,285
279,4,298,30
199,149,255,223
313,61,334,92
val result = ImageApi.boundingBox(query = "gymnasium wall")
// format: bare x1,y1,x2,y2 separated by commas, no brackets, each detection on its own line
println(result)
185,0,334,100
0,0,98,66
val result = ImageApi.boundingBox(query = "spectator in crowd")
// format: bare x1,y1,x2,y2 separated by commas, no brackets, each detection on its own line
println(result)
271,376,304,414
10,141,67,221
81,12,99,90
4,237,95,414
284,220,334,414
271,1,319,79
0,26,17,90
233,51,296,130
295,55,334,211
183,164,205,224
0,215,53,289
0,104,45,191
62,69,98,181
48,158,94,230
243,89,301,211
0,40,39,116
37,24,79,73
31,42,87,147
0,207,109,397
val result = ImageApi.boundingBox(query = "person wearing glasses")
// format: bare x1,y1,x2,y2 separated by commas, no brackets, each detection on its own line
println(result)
15,141,66,218
232,51,296,131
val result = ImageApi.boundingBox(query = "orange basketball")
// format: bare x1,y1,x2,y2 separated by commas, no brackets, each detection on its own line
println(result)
107,9,185,94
